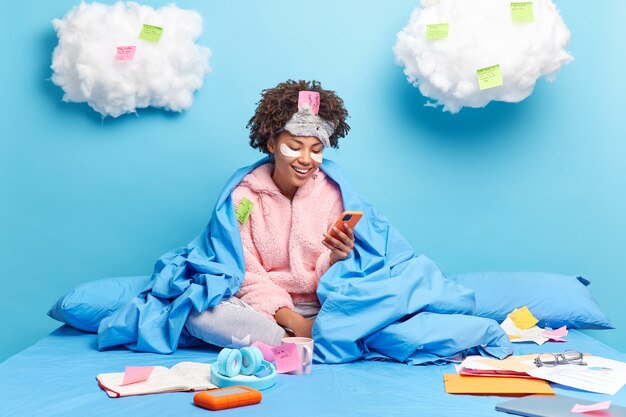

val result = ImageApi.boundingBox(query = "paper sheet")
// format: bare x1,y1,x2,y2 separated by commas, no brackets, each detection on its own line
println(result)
527,356,626,395
501,317,548,345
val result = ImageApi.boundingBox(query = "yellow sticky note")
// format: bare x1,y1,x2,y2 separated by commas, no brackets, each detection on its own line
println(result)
139,24,163,42
236,197,254,225
426,23,448,40
477,64,503,90
510,2,534,23
508,306,539,330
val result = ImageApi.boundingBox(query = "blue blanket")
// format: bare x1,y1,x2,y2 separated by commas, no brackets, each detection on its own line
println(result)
98,157,512,363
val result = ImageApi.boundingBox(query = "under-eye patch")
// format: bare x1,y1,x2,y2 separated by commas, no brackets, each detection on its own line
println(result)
310,151,323,163
280,143,323,162
279,143,301,158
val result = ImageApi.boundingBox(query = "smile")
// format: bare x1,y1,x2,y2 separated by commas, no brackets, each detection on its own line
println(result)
292,166,311,175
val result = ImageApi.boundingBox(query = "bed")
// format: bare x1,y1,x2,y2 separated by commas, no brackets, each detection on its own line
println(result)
1,325,625,417
2,265,624,417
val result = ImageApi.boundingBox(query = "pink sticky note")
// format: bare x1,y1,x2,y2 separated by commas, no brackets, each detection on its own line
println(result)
251,341,275,362
571,400,611,414
298,91,320,115
271,343,301,374
542,325,568,339
115,46,137,61
120,366,154,385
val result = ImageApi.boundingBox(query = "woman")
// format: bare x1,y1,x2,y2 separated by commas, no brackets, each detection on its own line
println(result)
185,80,356,347
98,80,512,363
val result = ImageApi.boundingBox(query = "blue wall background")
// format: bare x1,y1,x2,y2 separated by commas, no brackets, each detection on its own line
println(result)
1,0,624,362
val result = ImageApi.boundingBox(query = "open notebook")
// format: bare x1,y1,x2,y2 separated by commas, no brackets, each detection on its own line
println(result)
97,362,218,398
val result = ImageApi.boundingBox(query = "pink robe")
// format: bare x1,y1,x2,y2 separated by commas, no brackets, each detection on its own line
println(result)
231,163,344,320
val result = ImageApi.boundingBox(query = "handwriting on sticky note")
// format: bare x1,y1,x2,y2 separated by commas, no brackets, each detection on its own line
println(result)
114,46,136,61
271,343,300,374
571,401,611,414
510,2,534,23
121,366,154,385
236,197,254,224
508,306,538,330
426,23,448,40
139,24,163,42
477,64,503,90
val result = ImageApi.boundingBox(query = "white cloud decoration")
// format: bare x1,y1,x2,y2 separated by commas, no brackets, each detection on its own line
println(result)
393,0,573,113
51,2,211,118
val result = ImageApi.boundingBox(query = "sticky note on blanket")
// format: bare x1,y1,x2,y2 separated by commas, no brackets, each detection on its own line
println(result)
510,2,534,23
121,366,154,385
508,306,538,329
271,343,300,374
572,401,611,414
139,24,163,42
236,197,254,224
426,23,448,40
477,64,503,90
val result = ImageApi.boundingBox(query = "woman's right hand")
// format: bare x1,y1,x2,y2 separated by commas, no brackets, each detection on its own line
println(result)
275,307,314,338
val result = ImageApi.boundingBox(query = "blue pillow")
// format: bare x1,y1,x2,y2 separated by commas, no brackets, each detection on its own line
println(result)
47,275,152,333
446,272,613,330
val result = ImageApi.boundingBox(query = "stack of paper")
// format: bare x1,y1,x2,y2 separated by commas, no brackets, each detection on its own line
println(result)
456,354,537,377
443,373,554,395
525,356,626,395
500,306,568,345
445,354,556,395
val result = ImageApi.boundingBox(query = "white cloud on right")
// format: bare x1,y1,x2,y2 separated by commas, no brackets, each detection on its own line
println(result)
394,0,573,113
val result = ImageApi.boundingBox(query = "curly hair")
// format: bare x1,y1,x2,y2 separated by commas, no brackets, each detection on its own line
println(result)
247,80,350,153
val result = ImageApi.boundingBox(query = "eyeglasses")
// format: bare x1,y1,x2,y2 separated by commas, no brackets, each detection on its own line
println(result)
534,350,587,368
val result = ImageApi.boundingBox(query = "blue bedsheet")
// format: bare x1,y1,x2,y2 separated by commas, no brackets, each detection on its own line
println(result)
1,327,625,417
97,157,512,364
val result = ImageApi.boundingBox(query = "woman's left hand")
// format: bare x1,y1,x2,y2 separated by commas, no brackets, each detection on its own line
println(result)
323,223,355,266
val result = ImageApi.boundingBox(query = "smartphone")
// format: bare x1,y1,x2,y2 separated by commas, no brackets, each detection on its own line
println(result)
330,211,363,236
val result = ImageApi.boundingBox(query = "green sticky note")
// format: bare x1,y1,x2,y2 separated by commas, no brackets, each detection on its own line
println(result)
477,64,503,90
426,23,448,40
510,2,534,23
139,24,163,42
236,197,254,225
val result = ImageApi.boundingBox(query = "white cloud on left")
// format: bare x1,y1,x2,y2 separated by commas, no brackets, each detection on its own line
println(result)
51,2,211,118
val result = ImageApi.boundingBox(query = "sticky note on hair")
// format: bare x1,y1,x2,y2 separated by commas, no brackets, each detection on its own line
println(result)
298,91,320,115
236,197,254,224
139,24,163,42
114,46,136,61
508,306,538,330
510,2,534,23
426,23,448,40
271,343,301,374
121,366,154,385
477,64,503,90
